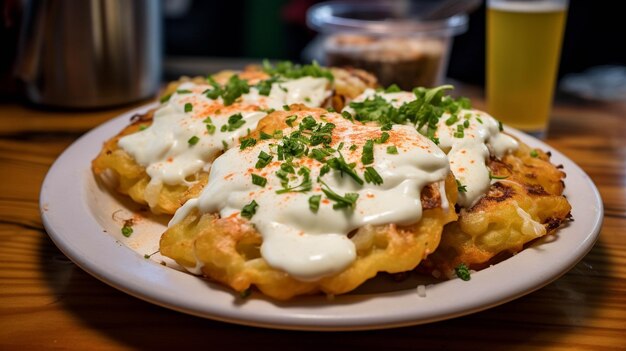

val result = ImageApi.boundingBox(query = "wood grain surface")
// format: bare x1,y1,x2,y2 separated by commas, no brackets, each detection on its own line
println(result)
0,91,624,351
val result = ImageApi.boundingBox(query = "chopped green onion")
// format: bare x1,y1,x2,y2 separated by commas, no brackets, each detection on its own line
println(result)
206,124,216,134
241,200,258,219
240,138,257,150
188,136,200,145
386,145,398,154
445,114,458,126
361,140,374,165
455,263,471,281
184,103,193,113
285,114,297,127
320,180,359,210
530,150,539,158
489,172,509,180
456,179,467,193
160,94,172,103
364,167,383,185
375,132,390,144
309,195,322,212
255,151,273,169
121,226,133,237
251,174,267,187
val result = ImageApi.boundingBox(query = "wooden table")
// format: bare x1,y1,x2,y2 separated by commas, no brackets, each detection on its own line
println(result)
1,91,624,350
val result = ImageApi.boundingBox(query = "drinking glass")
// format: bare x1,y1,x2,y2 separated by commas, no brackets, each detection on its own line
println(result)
486,0,568,137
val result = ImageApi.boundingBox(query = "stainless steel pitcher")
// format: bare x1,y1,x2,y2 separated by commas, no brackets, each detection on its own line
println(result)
16,0,162,108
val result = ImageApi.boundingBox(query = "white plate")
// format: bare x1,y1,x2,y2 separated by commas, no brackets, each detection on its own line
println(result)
40,103,603,331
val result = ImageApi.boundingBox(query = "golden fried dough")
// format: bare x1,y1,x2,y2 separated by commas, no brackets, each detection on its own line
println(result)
92,66,378,215
160,175,458,300
423,139,571,277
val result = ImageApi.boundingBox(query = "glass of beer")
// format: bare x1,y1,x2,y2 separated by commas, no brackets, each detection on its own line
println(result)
486,0,568,137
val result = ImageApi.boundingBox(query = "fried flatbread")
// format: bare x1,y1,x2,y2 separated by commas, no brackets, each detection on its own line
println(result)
422,139,572,277
92,66,378,214
160,107,457,300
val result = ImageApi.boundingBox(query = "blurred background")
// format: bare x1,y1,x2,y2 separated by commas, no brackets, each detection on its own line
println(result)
1,0,625,106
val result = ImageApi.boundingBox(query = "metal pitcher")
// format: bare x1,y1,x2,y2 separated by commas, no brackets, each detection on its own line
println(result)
15,0,162,108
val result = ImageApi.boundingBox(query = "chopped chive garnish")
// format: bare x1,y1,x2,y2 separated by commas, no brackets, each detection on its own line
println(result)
121,226,133,237
375,132,390,144
188,136,200,145
361,140,375,165
463,120,470,128
489,172,509,180
364,167,383,185
160,94,172,103
262,60,334,81
327,155,363,185
240,138,257,150
320,180,359,210
530,150,539,158
445,114,458,126
184,103,193,113
498,120,504,132
255,76,279,96
177,89,192,94
456,179,467,193
349,144,358,151
255,151,273,169
206,124,216,134
386,145,398,154
241,200,258,219
309,194,322,212
283,104,290,111
327,107,336,112
385,84,402,93
260,131,272,140
476,117,483,124
285,114,297,127
138,125,147,131
341,111,353,121
319,164,330,177
251,174,267,187
220,113,246,132
455,263,471,281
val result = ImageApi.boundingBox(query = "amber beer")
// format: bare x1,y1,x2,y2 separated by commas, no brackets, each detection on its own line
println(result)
487,0,567,136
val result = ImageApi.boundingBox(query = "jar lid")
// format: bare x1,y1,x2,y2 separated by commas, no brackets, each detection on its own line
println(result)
307,1,468,36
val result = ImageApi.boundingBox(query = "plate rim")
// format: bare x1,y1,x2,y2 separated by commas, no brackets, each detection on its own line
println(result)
39,103,603,331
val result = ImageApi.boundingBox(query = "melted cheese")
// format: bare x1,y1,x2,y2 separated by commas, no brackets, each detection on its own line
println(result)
348,89,519,207
171,111,449,281
117,76,330,206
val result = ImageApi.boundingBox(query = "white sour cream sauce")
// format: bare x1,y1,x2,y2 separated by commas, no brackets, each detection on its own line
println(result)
348,89,519,208
117,76,330,207
171,111,449,281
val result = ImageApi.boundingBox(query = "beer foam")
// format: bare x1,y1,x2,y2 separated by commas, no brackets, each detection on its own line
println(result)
488,0,567,13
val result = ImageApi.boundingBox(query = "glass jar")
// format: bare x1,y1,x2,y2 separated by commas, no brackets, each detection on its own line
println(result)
307,2,468,89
